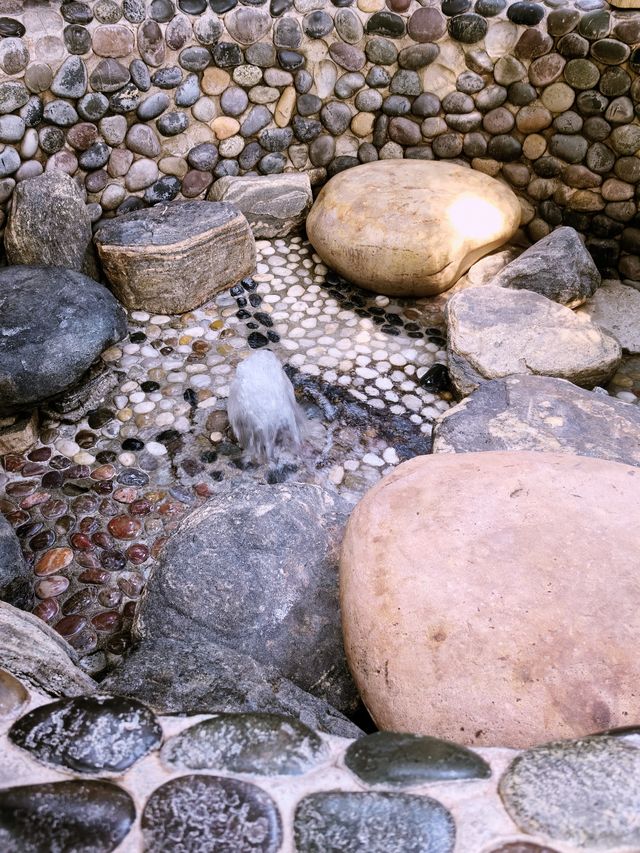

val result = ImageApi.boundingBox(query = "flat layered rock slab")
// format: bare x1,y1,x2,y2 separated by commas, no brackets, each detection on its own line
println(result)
446,285,622,396
306,160,521,298
341,451,640,747
432,374,640,466
94,200,256,314
577,280,640,354
208,173,312,239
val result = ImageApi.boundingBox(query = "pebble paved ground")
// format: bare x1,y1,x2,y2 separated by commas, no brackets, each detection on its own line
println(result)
0,236,638,676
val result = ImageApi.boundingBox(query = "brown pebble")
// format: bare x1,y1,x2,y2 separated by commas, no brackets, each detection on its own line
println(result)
39,498,66,517
2,454,24,472
29,529,56,551
118,572,144,597
33,598,59,623
108,515,142,540
114,486,138,503
92,611,122,632
91,464,116,481
79,516,100,534
99,587,123,608
78,568,110,585
126,543,149,565
129,498,151,516
70,532,94,551
62,589,96,615
67,628,98,653
35,547,73,576
35,575,69,599
54,614,88,637
76,552,102,570
28,447,52,462
92,531,114,549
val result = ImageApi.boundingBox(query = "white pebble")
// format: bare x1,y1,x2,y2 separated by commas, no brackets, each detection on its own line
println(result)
146,441,168,456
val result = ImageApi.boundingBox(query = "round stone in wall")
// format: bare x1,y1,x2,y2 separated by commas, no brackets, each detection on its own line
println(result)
306,160,520,296
142,775,282,853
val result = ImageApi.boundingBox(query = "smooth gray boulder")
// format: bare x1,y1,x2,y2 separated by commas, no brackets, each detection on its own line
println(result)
446,286,622,397
131,481,358,716
491,226,600,307
208,173,313,238
0,602,95,698
433,374,640,467
0,265,127,414
577,280,640,354
4,171,95,275
0,515,30,608
102,636,362,739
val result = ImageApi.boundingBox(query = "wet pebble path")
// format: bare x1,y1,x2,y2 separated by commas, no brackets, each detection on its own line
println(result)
0,236,455,675
1,236,638,674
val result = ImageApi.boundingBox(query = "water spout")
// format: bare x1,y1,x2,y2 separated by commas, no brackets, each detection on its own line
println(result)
227,349,307,464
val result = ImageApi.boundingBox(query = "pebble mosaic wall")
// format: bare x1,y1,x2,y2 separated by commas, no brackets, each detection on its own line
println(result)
1,0,640,278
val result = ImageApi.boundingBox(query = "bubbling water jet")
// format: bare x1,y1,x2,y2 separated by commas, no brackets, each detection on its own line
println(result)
227,349,308,464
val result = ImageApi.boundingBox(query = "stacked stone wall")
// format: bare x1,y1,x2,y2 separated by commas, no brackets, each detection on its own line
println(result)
1,0,640,278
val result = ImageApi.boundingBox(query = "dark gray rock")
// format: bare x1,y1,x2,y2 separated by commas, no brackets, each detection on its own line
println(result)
161,712,330,774
491,226,601,307
345,732,491,786
9,695,162,773
295,792,455,853
499,736,640,847
89,58,130,92
0,781,135,853
137,92,170,121
0,516,30,608
4,171,93,274
43,99,78,127
433,374,640,466
102,635,361,738
142,776,282,853
0,266,126,413
129,481,357,713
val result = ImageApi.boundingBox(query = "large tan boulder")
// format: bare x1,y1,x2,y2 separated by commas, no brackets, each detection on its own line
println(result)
341,451,640,748
305,160,521,297
94,200,255,314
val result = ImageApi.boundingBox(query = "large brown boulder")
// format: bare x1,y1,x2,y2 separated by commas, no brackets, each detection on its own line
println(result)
341,451,640,748
306,160,521,297
94,200,256,314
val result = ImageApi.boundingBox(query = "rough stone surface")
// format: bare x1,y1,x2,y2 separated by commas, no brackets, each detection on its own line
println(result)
0,266,127,413
208,172,312,238
500,737,640,847
0,515,29,608
341,451,640,747
306,160,521,297
4,171,94,275
433,374,640,468
0,601,94,698
490,226,601,307
446,285,622,396
130,481,357,714
94,200,256,313
577,280,640,353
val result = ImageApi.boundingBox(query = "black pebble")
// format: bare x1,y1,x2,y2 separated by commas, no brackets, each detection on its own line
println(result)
248,332,269,348
122,438,144,451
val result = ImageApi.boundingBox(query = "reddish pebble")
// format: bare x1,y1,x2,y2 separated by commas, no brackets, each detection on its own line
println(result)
108,515,142,540
6,481,37,497
92,611,122,632
151,536,168,559
54,515,75,534
99,498,118,517
54,614,87,637
62,589,95,614
42,471,64,488
35,547,73,576
6,510,29,527
21,492,51,510
2,454,24,472
67,628,98,653
21,462,47,476
126,543,149,565
99,587,122,608
29,529,56,551
92,531,113,549
129,498,151,516
194,482,214,497
123,601,137,619
159,500,182,516
91,464,116,481
113,487,138,504
28,446,52,462
33,598,59,622
78,568,110,585
35,575,69,599
73,495,99,514
79,516,100,534
118,572,144,597
70,532,93,551
76,552,102,570
65,464,91,480
40,498,66,517
106,633,128,655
